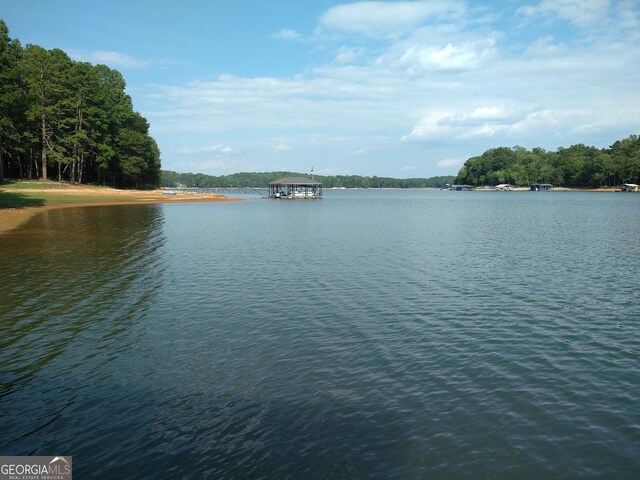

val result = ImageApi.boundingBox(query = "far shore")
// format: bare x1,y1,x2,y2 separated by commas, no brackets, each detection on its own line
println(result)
0,183,241,234
472,186,620,192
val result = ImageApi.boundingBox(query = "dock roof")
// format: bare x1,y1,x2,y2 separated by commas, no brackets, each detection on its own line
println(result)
269,176,321,185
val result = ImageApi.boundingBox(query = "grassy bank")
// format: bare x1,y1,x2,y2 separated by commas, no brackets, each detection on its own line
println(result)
0,184,136,209
0,191,140,208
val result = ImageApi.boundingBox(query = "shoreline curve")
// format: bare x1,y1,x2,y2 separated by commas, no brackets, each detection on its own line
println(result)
0,187,242,234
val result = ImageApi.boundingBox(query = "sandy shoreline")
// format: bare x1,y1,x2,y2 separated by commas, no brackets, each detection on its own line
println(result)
0,186,241,234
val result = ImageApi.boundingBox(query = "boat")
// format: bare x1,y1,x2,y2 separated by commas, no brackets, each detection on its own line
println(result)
292,190,316,198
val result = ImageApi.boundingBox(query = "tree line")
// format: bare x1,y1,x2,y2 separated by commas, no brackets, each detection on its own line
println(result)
162,135,640,190
161,170,456,189
0,20,160,188
455,136,640,187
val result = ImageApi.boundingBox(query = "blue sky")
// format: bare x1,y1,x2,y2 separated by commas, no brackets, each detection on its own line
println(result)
2,0,639,178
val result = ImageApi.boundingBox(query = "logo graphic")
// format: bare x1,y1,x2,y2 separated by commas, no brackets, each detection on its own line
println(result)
0,456,72,480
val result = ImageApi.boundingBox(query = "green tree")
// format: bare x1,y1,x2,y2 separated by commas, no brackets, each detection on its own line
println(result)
114,112,160,187
0,20,26,181
0,19,162,187
23,45,73,181
63,62,106,183
610,135,640,184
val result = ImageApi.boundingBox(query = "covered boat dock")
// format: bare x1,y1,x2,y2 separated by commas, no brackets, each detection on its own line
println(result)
268,176,322,199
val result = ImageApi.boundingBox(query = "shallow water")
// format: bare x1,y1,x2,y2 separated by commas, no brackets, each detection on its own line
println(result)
1,190,639,478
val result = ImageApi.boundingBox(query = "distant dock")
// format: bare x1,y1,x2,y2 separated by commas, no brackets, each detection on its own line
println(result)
441,184,475,191
268,176,322,199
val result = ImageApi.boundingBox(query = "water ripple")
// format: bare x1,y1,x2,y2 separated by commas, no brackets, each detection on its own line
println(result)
1,193,639,478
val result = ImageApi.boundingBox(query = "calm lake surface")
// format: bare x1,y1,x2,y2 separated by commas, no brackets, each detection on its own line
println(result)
1,190,639,478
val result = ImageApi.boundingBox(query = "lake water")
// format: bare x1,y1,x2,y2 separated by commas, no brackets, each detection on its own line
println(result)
1,190,639,478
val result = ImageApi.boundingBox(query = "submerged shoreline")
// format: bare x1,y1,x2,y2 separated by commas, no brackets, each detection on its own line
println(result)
0,185,241,234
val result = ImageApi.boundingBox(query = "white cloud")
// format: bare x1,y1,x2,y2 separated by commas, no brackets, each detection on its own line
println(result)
398,38,496,71
173,158,237,174
469,106,507,120
406,108,564,141
69,50,151,69
320,0,464,36
197,159,237,171
616,0,640,29
517,0,610,27
334,46,367,64
460,123,504,138
525,35,566,56
403,106,512,141
402,111,455,140
436,158,465,169
274,142,293,151
273,28,301,40
149,1,640,177
508,110,559,133
177,145,234,154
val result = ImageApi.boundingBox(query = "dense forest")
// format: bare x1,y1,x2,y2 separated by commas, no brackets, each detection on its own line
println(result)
455,136,640,187
161,170,456,189
0,20,160,188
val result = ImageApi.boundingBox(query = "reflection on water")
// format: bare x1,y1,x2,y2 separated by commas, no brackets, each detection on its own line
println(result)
0,205,165,455
0,193,639,478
